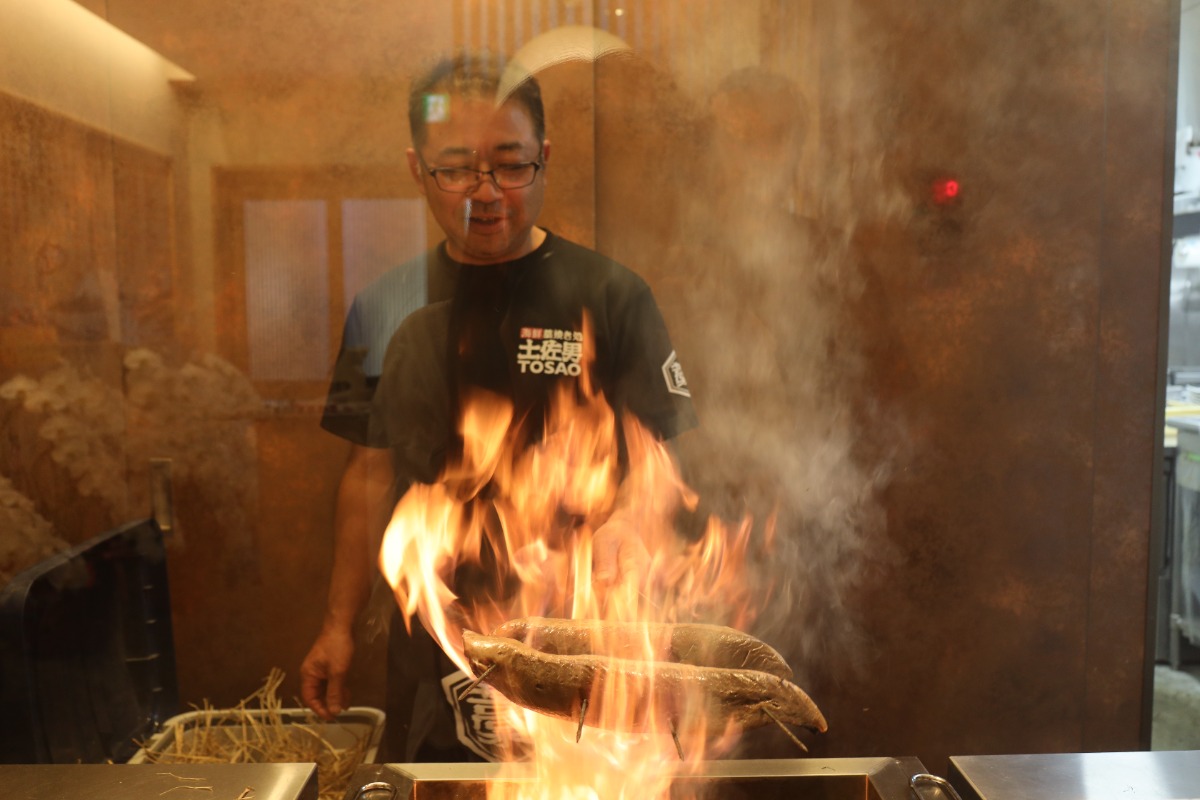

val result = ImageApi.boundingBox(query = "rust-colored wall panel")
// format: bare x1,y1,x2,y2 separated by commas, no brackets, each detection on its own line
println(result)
808,0,1173,771
0,92,180,547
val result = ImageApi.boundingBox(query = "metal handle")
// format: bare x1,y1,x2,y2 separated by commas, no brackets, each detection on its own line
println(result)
150,458,175,535
911,772,964,800
351,781,398,800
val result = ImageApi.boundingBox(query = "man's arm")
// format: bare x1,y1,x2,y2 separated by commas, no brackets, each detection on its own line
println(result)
300,443,394,720
592,272,701,585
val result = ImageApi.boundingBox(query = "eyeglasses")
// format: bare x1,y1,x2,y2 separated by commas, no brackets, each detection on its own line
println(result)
419,158,543,192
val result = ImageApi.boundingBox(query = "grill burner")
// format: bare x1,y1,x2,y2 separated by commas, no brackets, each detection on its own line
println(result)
345,757,931,800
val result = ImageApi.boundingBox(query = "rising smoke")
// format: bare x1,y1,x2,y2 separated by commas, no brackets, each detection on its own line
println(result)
580,6,917,704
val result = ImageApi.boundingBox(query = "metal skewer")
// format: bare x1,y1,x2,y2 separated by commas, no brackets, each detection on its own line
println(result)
670,722,685,761
762,707,808,752
456,664,497,701
576,697,589,742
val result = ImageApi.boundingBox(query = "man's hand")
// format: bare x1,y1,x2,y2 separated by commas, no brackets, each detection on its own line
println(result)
299,625,355,721
301,444,392,721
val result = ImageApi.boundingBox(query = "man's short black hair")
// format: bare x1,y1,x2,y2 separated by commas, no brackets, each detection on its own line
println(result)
408,53,546,150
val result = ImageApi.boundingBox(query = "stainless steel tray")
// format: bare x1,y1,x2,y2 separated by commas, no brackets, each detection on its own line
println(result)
0,763,318,800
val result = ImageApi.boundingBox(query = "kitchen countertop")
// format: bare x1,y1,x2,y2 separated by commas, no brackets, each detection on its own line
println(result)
948,751,1200,800
0,763,319,800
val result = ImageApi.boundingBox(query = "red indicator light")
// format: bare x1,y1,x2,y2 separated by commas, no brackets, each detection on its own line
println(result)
931,177,960,205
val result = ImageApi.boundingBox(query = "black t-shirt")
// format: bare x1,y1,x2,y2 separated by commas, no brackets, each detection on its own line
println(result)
367,232,697,483
366,232,697,761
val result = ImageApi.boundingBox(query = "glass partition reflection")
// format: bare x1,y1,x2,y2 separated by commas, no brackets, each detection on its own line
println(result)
0,0,907,767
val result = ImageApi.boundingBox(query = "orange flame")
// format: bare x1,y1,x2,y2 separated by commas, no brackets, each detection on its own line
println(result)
377,335,776,799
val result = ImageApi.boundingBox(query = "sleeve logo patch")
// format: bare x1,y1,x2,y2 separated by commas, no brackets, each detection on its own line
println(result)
662,351,691,398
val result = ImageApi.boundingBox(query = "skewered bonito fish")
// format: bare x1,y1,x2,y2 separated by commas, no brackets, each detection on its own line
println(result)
491,616,794,680
461,629,827,748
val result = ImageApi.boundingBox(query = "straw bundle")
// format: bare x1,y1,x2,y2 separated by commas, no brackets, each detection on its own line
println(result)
139,669,370,800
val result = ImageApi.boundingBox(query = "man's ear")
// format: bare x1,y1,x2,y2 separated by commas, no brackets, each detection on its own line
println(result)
406,148,427,196
541,139,551,165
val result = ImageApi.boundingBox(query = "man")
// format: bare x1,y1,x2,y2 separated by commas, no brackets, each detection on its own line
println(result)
300,53,696,762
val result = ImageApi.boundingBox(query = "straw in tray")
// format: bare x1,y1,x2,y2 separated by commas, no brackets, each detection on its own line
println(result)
140,668,370,800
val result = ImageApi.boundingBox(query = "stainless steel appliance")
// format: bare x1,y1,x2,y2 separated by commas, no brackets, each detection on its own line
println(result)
0,763,318,800
948,750,1200,799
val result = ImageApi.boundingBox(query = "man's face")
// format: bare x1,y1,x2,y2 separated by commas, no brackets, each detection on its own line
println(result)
408,94,549,265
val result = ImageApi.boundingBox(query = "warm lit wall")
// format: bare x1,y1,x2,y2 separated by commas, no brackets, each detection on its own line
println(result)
0,0,190,154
